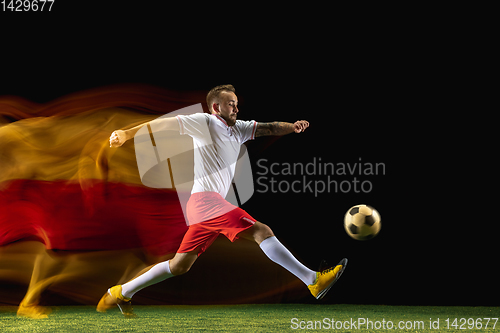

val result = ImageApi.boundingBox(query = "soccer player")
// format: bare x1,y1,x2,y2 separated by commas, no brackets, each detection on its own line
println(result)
98,85,347,317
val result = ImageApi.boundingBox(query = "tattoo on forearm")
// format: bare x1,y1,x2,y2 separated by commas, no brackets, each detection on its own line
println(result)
256,122,294,137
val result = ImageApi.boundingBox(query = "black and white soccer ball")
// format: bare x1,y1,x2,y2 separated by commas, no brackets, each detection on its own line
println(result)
344,204,381,241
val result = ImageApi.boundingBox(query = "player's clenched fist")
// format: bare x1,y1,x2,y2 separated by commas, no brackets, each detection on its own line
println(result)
109,130,127,148
293,120,309,133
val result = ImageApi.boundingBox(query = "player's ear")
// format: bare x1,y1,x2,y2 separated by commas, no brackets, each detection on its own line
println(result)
212,103,220,114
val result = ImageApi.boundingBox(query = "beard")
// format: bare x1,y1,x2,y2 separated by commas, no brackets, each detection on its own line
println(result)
224,113,237,126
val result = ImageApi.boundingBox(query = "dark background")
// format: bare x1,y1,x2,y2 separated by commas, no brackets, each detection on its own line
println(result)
1,2,494,306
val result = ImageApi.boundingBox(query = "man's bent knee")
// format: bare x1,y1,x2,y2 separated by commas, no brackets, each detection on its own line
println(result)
169,252,198,276
170,264,190,276
248,221,275,245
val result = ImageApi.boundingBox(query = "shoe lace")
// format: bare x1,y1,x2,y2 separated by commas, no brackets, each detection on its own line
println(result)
320,266,335,276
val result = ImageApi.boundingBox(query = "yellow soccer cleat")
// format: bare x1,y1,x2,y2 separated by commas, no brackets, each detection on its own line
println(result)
17,301,52,319
97,285,136,318
308,258,347,300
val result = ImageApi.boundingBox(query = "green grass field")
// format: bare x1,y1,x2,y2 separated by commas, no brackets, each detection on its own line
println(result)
1,304,498,332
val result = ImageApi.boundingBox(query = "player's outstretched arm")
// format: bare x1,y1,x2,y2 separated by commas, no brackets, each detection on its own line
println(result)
255,120,309,137
109,117,179,147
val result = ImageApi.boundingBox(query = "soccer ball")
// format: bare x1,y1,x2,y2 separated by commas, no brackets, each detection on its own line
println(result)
344,204,381,241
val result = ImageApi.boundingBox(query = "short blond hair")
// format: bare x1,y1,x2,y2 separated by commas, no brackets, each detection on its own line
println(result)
206,84,235,112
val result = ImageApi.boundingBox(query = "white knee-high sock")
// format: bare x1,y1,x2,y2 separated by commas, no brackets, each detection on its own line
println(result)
259,236,317,285
121,260,174,299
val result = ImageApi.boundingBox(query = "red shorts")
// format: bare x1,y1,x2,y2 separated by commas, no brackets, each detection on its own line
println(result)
177,192,256,255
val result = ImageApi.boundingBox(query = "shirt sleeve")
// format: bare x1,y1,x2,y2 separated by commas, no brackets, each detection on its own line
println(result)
235,120,257,143
176,113,210,139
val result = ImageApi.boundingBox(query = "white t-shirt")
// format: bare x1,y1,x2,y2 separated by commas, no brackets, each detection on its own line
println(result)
176,113,257,198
